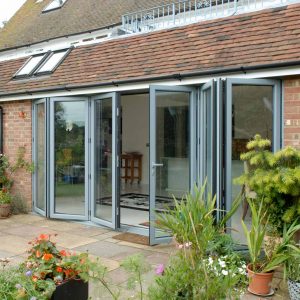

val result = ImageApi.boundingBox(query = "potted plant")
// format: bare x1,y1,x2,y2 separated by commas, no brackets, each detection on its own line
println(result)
0,190,13,218
286,251,300,300
21,234,89,300
241,200,298,296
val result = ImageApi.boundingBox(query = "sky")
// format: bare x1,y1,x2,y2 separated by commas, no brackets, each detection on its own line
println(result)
0,0,27,25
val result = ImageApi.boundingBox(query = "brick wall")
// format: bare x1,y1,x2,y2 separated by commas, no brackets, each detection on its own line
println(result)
284,77,300,149
1,100,32,208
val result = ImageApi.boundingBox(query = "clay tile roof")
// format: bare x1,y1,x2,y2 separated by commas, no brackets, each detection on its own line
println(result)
1,3,300,97
0,0,172,50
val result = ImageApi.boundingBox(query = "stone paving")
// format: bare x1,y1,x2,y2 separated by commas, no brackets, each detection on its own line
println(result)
0,214,289,299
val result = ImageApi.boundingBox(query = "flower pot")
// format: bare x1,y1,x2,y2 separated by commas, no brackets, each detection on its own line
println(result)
247,264,274,296
0,203,11,218
288,278,300,300
51,279,88,300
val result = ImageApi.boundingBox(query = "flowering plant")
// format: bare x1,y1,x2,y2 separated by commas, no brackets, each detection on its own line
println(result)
25,234,89,282
9,234,90,299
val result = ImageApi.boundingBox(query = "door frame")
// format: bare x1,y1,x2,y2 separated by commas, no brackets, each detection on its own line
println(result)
49,96,89,220
90,92,120,229
149,85,197,245
224,78,281,228
32,98,48,217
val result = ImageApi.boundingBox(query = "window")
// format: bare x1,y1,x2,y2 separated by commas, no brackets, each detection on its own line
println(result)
13,49,71,80
14,53,49,78
43,0,68,12
35,49,69,75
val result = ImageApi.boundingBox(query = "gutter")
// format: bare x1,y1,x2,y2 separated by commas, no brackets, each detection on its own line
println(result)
0,60,299,98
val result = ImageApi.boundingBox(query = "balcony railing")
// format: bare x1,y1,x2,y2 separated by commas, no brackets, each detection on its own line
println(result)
121,0,298,34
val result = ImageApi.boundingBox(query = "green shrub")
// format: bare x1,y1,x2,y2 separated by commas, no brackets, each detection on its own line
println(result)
235,134,300,234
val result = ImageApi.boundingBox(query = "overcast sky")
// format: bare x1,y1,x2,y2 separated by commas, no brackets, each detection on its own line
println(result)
0,0,27,24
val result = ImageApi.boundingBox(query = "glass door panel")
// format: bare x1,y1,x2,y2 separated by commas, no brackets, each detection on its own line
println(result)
199,81,215,192
150,86,196,245
91,93,119,228
225,79,280,244
50,98,88,220
33,100,46,215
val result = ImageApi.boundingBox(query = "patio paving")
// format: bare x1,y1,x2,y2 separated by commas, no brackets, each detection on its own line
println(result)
0,214,289,299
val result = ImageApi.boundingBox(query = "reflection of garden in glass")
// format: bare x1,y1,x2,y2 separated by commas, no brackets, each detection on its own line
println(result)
36,103,46,211
54,101,86,216
94,99,113,222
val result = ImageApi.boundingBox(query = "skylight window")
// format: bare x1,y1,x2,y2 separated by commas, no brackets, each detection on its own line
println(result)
35,49,69,74
13,48,71,80
43,0,67,12
14,53,49,78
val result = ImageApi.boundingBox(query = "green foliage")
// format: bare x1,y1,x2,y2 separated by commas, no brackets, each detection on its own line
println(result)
10,193,29,214
242,200,300,273
0,190,13,204
241,200,268,272
148,251,247,300
235,134,300,234
0,147,33,206
121,254,151,300
149,183,248,299
286,249,300,282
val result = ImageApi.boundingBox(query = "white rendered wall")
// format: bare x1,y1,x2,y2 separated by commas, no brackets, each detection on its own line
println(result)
121,94,149,186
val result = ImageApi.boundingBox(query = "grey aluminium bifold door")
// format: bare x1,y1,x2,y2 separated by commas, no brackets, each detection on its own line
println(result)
225,78,281,243
149,85,196,245
33,99,47,216
199,79,223,221
91,93,120,229
50,97,89,220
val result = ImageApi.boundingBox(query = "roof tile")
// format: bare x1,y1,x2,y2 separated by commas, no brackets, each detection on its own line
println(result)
1,3,300,96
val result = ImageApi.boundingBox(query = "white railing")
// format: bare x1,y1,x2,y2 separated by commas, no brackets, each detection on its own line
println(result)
121,0,298,34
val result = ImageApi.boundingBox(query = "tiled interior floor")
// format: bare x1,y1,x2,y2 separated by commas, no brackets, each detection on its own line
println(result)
0,214,289,299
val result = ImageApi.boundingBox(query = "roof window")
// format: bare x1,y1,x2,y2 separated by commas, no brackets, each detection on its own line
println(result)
35,49,69,75
13,48,71,79
14,53,49,78
43,0,68,12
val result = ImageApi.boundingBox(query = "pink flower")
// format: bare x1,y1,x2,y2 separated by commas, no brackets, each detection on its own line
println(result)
155,264,165,275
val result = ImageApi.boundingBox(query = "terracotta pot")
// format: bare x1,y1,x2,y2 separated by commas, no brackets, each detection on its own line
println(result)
247,264,274,296
0,203,11,218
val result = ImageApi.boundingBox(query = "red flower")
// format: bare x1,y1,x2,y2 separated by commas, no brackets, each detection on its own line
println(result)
56,266,63,273
42,253,53,261
36,250,42,258
32,275,38,282
60,250,67,256
38,234,49,241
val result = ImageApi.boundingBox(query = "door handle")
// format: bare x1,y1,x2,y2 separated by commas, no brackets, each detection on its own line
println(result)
152,163,164,168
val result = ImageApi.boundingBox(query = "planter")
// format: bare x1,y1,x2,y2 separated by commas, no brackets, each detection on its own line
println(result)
288,279,300,300
51,279,88,300
247,264,274,296
0,203,11,218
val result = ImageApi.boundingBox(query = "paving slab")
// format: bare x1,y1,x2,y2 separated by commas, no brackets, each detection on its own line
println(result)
2,224,58,239
51,232,98,249
0,235,30,255
74,240,142,259
64,226,110,237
